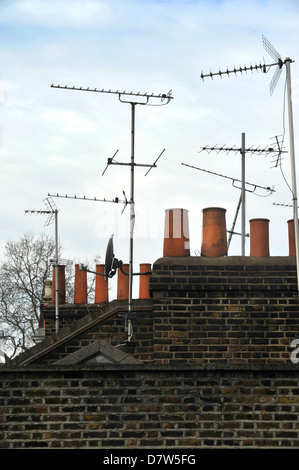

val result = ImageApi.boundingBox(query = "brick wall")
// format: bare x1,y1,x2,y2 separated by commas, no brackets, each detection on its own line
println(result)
2,255,299,449
150,256,299,364
40,256,299,366
1,364,299,449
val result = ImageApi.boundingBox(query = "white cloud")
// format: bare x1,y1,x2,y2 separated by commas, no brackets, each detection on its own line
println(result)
1,0,113,27
42,109,92,133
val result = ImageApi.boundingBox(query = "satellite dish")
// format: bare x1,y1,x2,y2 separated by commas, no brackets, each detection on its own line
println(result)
104,234,116,280
78,234,150,282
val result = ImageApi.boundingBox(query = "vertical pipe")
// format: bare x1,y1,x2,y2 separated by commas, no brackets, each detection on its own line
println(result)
286,58,299,292
128,103,135,335
54,210,59,333
241,132,246,256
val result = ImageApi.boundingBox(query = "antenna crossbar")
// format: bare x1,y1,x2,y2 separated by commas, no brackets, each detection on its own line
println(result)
144,148,165,176
273,202,298,208
25,210,52,215
48,193,125,204
201,63,266,80
102,150,119,176
51,84,173,105
199,144,284,157
181,163,274,194
101,149,166,177
105,161,158,168
200,60,286,81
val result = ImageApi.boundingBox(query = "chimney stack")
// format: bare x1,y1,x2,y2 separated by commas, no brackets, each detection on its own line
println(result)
163,208,190,257
250,218,270,257
201,207,227,257
95,264,109,303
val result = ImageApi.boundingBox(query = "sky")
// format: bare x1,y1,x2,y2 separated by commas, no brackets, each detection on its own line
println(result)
0,0,299,300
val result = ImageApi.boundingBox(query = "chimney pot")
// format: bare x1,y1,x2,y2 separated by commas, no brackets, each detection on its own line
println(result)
43,279,52,302
117,264,129,300
95,264,109,303
287,219,299,256
51,265,66,304
163,208,190,257
139,263,151,299
74,264,88,304
249,218,270,257
201,207,227,257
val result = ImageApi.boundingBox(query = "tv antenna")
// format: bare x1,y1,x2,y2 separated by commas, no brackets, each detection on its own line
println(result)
182,160,275,251
273,202,299,209
25,197,60,333
48,190,129,214
188,133,279,254
200,36,298,289
51,84,173,341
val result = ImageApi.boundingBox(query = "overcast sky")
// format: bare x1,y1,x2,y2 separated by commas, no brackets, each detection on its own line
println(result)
1,0,299,299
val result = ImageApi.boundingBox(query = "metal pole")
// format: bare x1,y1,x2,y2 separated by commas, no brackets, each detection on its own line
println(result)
54,210,59,333
285,58,299,292
241,133,246,255
127,103,135,332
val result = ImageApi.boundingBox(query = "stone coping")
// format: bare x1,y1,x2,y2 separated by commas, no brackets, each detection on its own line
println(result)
154,256,296,267
2,361,299,373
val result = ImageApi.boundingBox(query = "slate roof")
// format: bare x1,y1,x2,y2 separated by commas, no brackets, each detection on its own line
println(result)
9,298,152,366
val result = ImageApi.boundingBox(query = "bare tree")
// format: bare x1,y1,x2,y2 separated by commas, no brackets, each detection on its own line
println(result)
0,232,100,360
0,233,55,359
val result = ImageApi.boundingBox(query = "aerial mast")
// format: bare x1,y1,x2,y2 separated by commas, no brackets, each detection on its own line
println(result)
51,84,173,339
25,197,59,333
200,36,298,289
183,135,280,254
